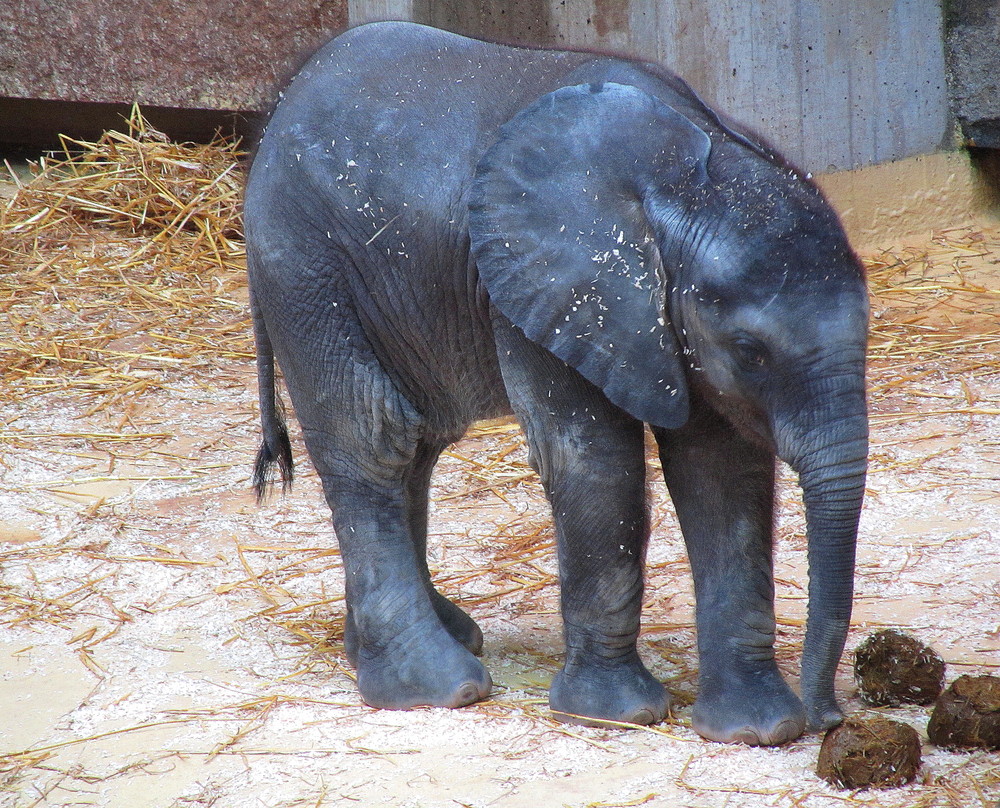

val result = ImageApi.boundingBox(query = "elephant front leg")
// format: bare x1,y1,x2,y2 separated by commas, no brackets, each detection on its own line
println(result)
653,413,806,745
493,316,667,726
546,454,668,726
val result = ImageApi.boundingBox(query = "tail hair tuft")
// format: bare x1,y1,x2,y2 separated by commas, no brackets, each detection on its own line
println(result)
253,419,294,504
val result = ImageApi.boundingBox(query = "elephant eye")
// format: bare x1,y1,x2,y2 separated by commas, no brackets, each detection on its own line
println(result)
731,337,769,371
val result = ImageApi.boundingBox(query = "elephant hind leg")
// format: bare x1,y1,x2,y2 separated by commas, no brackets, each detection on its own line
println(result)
330,477,491,710
270,297,489,710
344,435,484,663
406,438,484,655
310,424,491,710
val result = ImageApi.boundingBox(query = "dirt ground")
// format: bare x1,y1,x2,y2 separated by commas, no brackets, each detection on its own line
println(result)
1,143,1000,807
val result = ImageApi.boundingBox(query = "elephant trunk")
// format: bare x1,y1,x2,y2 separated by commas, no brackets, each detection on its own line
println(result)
781,384,868,731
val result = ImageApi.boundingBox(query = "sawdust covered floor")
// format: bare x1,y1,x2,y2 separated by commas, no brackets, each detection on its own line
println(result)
1,117,999,807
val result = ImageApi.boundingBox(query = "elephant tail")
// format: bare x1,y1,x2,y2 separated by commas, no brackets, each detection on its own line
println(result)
252,300,294,502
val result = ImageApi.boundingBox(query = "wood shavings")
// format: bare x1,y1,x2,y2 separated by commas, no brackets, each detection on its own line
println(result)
0,105,250,415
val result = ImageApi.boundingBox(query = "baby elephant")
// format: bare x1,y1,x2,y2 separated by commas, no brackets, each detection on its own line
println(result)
246,21,869,746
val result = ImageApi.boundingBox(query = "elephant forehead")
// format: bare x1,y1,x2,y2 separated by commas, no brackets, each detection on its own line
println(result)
691,252,864,306
754,296,868,356
692,230,866,304
686,271,868,346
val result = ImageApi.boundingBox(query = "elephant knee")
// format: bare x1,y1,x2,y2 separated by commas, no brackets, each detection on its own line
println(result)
525,430,590,492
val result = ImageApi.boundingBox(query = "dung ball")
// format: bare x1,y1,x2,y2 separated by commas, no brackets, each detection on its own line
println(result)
853,629,945,706
817,716,922,790
927,674,1000,750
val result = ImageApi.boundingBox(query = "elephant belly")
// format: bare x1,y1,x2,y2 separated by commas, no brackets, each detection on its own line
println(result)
350,254,513,433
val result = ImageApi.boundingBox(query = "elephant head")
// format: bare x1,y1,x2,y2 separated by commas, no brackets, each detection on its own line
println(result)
468,82,868,731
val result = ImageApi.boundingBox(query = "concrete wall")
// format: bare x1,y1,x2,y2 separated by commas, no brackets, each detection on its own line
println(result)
350,0,951,175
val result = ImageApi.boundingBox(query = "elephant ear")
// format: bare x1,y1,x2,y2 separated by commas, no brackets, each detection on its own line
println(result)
469,82,712,429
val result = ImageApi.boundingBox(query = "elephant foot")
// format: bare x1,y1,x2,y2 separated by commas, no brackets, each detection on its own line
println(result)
692,669,807,746
344,592,483,666
351,616,492,710
549,653,669,727
429,590,484,656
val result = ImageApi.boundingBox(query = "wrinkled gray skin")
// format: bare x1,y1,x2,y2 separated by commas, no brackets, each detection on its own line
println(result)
246,21,869,746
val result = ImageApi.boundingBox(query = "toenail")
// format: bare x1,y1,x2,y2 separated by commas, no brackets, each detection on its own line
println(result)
733,728,762,745
456,683,481,706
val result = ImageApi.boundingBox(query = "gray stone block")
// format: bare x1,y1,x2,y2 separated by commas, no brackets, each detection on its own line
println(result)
947,0,1000,148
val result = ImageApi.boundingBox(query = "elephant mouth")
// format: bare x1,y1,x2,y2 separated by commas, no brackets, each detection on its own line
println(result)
687,378,776,452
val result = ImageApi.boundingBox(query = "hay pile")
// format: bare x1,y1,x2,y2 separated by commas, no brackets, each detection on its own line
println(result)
865,228,1000,405
0,105,250,413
